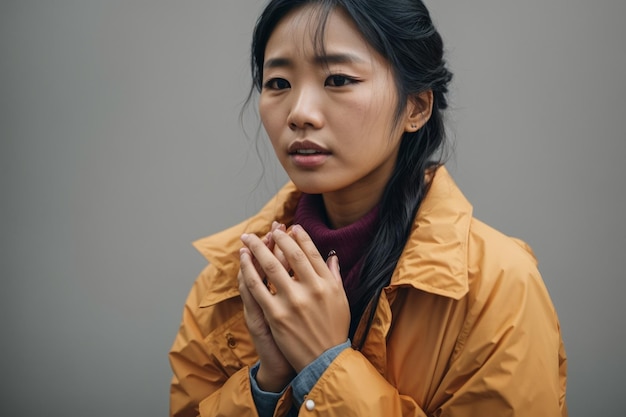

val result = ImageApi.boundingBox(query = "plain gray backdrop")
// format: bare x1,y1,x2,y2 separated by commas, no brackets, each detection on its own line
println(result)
1,0,624,415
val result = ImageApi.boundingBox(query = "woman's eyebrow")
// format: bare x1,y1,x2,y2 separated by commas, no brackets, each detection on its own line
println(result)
264,57,292,70
264,53,366,70
315,53,366,65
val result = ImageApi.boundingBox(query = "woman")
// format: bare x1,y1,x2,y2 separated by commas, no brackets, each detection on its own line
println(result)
169,1,568,416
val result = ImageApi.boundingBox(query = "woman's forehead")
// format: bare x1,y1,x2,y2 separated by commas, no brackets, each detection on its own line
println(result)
264,6,376,65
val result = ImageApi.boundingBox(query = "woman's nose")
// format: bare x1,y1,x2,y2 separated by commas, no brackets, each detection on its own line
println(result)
287,87,324,131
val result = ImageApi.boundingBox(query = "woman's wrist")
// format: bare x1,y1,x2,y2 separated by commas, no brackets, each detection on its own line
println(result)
256,363,295,393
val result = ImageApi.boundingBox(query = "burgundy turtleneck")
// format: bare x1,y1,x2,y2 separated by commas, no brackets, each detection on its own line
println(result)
293,193,379,297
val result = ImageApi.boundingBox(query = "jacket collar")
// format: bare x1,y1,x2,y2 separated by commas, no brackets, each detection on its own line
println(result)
193,166,471,307
390,166,471,299
192,183,301,307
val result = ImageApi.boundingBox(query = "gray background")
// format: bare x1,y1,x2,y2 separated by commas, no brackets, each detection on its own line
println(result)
1,0,624,415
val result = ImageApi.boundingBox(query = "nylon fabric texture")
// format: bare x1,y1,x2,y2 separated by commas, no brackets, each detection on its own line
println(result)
169,166,567,417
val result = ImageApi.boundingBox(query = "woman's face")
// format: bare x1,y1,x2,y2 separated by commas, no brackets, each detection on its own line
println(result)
259,6,410,202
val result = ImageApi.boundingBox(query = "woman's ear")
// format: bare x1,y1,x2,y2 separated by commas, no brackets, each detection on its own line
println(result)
404,90,434,132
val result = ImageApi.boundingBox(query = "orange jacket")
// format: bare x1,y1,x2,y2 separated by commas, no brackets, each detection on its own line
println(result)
169,167,567,417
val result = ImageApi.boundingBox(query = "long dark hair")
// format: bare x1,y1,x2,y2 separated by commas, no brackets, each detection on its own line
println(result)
250,0,453,345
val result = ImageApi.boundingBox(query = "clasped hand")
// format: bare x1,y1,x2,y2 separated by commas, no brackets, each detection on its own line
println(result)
237,222,350,392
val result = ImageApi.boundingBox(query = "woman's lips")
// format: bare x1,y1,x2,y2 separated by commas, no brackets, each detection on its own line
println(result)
290,152,330,168
288,140,330,168
288,139,329,154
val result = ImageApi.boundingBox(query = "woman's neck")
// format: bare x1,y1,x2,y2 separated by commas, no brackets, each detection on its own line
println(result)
322,184,385,229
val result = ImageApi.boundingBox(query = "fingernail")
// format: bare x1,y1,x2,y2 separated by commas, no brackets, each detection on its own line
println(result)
241,233,249,243
327,249,337,258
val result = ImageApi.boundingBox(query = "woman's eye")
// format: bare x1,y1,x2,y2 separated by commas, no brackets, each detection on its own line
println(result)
264,78,291,90
325,75,355,87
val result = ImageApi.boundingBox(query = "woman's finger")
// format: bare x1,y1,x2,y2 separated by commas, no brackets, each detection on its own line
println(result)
238,265,265,327
238,245,278,308
326,250,342,286
266,222,290,271
272,226,330,283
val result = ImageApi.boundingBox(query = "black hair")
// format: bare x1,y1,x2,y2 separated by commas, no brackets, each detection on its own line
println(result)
249,0,453,345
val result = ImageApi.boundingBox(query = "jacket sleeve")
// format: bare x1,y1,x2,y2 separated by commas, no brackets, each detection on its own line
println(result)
282,251,567,416
291,348,430,417
430,235,568,417
169,264,275,417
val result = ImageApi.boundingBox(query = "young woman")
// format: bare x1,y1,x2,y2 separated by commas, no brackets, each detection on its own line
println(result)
169,1,568,416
